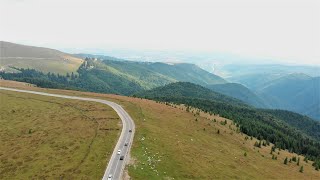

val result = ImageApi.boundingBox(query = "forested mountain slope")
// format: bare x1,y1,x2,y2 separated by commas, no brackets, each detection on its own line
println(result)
207,83,268,108
258,74,320,120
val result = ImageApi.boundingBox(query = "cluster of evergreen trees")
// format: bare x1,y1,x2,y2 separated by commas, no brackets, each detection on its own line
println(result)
0,66,143,95
0,68,76,89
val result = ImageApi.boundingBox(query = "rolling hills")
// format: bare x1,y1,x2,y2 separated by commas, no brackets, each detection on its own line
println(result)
257,74,320,120
97,59,227,88
0,41,83,74
1,80,319,179
135,82,246,107
1,42,318,121
206,83,268,108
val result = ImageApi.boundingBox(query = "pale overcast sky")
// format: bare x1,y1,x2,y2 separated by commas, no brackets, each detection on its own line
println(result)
1,0,319,64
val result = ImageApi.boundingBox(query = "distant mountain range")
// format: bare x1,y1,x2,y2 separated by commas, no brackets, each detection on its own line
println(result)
257,74,320,120
1,41,319,120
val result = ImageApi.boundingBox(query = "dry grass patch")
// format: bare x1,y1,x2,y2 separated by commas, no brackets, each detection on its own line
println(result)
0,90,120,179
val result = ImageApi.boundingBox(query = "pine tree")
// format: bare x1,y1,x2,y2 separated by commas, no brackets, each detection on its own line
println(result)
284,157,288,165
299,166,304,173
71,72,75,79
292,156,297,162
217,129,220,134
254,141,259,148
297,157,300,166
262,141,266,146
244,152,247,157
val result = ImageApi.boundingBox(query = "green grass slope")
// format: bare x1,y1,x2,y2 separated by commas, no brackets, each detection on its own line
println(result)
146,62,227,85
0,41,83,74
100,60,227,88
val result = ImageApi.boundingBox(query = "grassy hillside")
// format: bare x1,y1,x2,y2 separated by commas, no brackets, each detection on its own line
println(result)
145,62,227,85
0,56,228,95
134,82,320,166
206,83,268,108
2,80,319,179
101,60,175,89
0,41,83,74
99,60,226,88
0,90,120,179
258,74,320,120
76,54,227,86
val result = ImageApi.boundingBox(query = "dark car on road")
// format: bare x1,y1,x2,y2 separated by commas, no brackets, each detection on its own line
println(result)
120,156,124,160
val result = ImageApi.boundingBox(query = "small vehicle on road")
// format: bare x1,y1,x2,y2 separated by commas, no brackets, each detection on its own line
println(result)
129,129,132,132
107,174,112,180
120,155,124,160
124,142,128,146
117,150,121,155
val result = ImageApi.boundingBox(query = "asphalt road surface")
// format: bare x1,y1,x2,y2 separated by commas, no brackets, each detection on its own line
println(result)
0,87,135,180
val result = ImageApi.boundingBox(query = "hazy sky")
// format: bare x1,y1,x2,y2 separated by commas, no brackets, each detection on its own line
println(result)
1,0,319,64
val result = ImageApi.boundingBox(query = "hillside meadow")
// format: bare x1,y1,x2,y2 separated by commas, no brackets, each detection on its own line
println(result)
1,80,320,179
0,89,120,179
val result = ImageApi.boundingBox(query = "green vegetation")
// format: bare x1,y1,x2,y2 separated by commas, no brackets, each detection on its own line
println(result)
0,90,120,179
2,81,319,179
0,67,144,95
258,74,320,120
206,83,267,108
134,82,320,169
134,82,246,107
261,109,320,140
0,58,228,95
300,166,304,173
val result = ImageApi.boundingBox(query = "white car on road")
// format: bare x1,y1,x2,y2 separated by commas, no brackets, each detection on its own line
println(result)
117,150,121,155
108,174,112,180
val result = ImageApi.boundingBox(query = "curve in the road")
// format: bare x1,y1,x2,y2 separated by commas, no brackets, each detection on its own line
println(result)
0,87,135,180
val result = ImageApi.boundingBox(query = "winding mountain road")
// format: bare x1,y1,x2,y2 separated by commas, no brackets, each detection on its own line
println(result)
0,87,135,180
